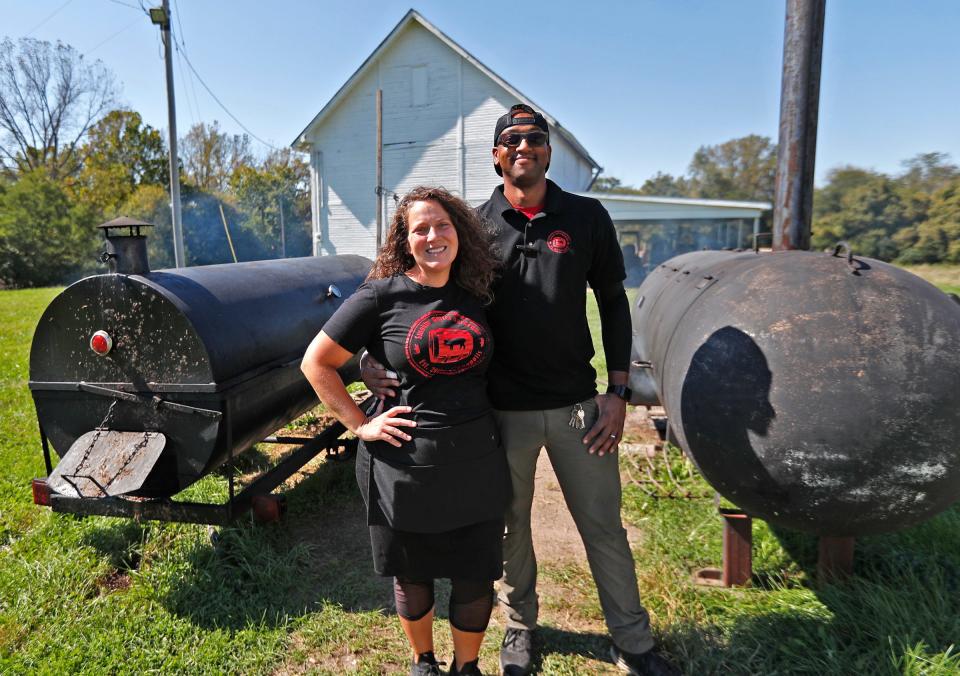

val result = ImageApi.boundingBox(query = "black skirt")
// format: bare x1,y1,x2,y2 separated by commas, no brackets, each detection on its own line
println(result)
367,517,504,579
355,412,510,579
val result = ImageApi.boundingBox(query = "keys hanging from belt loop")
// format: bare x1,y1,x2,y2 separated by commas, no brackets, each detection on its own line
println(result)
568,403,586,430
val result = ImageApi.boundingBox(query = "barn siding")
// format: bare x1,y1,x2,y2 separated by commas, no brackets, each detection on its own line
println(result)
303,18,598,257
547,133,596,191
307,64,378,258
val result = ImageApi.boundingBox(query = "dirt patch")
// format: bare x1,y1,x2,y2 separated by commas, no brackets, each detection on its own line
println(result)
275,624,404,675
530,406,660,563
95,570,131,594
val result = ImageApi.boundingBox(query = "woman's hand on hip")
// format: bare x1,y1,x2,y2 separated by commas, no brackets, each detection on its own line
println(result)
355,404,417,447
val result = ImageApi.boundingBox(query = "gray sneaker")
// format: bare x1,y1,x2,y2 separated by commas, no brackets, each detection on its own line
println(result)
499,628,533,675
609,644,680,676
411,651,444,676
448,655,483,675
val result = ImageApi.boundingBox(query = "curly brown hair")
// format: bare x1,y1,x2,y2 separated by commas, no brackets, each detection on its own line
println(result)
368,186,500,304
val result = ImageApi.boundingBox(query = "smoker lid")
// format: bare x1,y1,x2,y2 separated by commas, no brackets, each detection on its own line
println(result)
97,216,154,229
30,255,374,391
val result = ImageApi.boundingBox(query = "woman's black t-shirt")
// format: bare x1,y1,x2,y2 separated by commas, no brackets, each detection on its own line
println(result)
322,274,507,534
322,274,494,428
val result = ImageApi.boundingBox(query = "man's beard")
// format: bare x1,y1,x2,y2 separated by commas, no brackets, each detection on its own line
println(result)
507,162,545,189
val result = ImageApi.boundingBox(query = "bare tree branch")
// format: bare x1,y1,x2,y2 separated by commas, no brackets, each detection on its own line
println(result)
0,37,117,177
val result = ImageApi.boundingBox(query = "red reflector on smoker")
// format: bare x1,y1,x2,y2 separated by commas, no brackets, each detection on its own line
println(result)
32,478,51,506
90,330,112,355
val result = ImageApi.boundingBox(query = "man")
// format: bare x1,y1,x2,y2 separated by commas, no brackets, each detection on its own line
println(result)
363,104,676,676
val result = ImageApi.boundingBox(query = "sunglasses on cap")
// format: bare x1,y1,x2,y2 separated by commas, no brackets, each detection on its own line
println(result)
498,131,549,148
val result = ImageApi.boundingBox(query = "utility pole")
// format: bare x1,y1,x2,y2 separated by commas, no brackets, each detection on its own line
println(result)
278,196,286,258
375,88,383,252
772,0,826,251
150,0,185,267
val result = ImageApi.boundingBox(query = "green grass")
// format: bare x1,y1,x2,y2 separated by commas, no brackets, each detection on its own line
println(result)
618,449,960,674
0,287,400,673
1,281,959,674
900,264,960,296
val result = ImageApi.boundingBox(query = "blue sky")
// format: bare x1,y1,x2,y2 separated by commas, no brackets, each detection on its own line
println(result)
5,0,959,187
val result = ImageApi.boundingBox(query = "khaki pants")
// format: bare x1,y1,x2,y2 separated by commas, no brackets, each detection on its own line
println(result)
494,399,655,654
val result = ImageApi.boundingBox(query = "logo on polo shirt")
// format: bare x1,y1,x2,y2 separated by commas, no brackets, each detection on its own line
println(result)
405,310,488,377
546,230,571,254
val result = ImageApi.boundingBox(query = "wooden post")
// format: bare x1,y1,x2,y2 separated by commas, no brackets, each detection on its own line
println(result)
818,536,855,583
693,508,754,587
721,510,753,587
376,88,383,252
218,202,238,263
278,196,286,258
157,0,184,267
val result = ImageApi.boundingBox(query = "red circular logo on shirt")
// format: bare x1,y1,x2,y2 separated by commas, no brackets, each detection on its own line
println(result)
547,230,571,254
405,310,488,377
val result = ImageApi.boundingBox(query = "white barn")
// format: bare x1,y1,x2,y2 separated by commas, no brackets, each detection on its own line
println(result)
292,10,601,258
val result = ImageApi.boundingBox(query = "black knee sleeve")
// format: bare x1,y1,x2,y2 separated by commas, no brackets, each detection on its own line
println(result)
394,577,435,621
448,578,494,633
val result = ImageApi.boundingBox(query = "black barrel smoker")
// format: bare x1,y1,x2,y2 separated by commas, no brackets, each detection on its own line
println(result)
622,0,960,585
30,218,372,523
629,248,960,538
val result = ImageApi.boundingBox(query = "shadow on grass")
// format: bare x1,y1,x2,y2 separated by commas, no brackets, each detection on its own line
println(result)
72,446,391,631
81,518,149,572
531,626,611,669
153,453,394,631
670,508,960,674
671,571,960,674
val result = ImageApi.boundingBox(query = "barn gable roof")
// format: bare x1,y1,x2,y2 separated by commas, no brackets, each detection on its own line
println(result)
291,9,600,171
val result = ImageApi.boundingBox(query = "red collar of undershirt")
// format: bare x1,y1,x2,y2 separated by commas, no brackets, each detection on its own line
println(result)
512,204,544,221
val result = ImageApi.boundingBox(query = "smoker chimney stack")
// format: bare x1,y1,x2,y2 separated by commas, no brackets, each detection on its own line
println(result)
97,217,154,275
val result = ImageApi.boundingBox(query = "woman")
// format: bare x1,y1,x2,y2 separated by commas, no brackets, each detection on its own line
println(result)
301,186,509,676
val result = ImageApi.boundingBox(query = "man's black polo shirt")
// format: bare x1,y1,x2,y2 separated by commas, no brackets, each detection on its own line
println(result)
478,179,627,411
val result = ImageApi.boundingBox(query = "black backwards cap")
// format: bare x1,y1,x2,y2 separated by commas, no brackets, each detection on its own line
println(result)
493,103,550,176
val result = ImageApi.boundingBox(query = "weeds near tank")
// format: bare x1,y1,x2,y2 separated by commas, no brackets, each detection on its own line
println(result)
2,286,959,673
621,442,714,501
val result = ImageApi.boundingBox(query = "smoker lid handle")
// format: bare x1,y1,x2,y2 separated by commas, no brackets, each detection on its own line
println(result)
77,382,222,419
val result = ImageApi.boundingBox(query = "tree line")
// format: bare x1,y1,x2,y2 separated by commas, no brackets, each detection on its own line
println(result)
595,136,960,264
0,37,311,288
2,37,957,288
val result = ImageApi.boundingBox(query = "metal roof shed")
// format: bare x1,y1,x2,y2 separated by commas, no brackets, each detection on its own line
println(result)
578,192,772,284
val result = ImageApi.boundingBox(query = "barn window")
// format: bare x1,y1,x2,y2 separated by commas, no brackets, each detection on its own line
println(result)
411,65,428,106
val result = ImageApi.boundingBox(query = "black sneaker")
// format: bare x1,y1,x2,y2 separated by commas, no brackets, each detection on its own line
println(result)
448,655,483,675
411,651,445,676
610,644,680,676
499,628,533,675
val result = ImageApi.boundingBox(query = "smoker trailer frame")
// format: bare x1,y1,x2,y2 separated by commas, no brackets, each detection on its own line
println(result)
32,405,359,525
28,216,372,525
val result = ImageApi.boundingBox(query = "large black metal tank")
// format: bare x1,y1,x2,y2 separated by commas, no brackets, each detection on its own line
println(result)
629,248,960,536
29,227,371,498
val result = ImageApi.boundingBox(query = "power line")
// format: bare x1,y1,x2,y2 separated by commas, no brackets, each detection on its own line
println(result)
174,44,280,151
171,0,188,48
84,16,143,56
169,0,203,128
25,0,76,37
173,40,199,126
183,56,203,126
162,0,277,150
104,0,144,11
